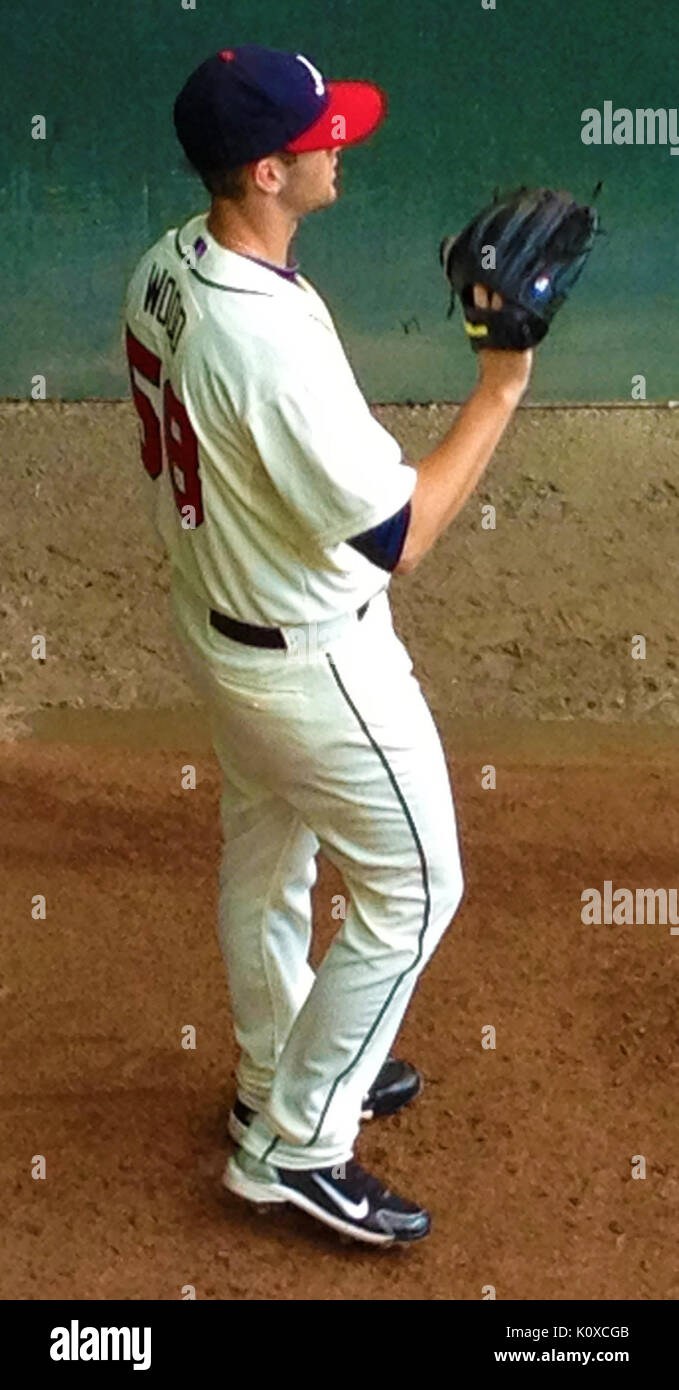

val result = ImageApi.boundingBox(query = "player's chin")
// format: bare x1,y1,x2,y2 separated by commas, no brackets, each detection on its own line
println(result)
308,188,339,213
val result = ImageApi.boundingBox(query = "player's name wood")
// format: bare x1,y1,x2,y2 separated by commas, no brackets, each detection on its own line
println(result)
142,264,187,355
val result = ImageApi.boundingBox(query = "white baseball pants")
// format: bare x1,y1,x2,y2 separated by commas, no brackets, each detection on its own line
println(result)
170,571,464,1169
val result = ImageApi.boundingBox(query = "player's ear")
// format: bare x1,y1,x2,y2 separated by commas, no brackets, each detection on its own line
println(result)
252,151,292,194
250,154,278,192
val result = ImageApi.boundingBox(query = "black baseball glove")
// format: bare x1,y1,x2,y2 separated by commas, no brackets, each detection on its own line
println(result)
440,186,600,351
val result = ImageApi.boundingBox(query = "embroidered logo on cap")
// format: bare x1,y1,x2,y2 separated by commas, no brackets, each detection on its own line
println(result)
296,53,325,96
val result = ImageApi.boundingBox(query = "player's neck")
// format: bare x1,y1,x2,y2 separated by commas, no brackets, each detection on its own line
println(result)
206,201,296,271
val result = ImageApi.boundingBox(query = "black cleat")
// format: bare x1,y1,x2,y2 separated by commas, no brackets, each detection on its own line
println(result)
228,1097,258,1144
360,1057,422,1120
227,1057,422,1145
224,1149,430,1246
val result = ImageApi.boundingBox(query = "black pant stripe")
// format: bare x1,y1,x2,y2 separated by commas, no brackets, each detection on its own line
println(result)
298,652,432,1149
257,651,432,1166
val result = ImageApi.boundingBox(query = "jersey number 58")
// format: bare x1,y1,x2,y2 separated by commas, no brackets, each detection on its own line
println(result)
125,326,204,528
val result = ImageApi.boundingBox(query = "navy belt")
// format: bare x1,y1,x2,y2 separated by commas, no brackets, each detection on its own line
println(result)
209,600,370,649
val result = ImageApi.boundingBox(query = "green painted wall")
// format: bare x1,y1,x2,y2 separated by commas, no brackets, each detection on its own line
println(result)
3,0,679,401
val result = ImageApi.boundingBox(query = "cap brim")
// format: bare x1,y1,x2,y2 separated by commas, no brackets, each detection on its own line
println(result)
283,80,388,154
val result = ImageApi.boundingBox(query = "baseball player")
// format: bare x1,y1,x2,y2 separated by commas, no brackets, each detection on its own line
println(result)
123,44,533,1247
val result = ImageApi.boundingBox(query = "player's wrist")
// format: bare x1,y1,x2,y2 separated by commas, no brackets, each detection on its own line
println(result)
474,369,530,412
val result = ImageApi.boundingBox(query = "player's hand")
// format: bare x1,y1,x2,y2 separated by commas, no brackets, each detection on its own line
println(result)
472,284,534,400
473,283,503,312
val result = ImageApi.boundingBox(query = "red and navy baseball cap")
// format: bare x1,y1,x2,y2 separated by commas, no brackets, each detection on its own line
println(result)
173,44,388,172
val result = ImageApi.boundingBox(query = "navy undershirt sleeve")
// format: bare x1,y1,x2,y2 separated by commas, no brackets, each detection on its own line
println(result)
347,499,412,572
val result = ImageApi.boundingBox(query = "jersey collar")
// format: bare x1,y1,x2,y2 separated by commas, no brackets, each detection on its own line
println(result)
175,212,304,298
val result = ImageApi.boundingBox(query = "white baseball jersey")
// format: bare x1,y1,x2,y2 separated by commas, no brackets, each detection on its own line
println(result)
123,211,417,626
123,209,464,1175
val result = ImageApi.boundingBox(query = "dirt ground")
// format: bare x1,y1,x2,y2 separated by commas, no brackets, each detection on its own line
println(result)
2,402,679,738
2,401,679,1300
2,723,679,1301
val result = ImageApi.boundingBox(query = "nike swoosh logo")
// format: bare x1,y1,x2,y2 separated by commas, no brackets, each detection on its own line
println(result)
312,1174,369,1221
